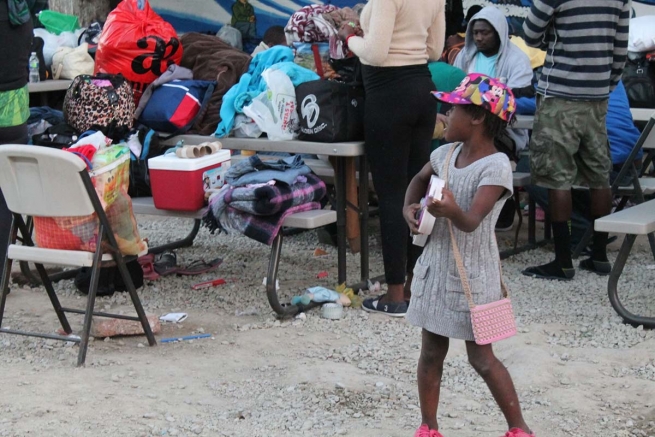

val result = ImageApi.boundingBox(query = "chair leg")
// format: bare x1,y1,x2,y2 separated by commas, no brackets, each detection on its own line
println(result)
34,262,72,335
114,253,156,347
572,225,594,260
77,240,104,367
0,258,13,329
648,232,655,262
513,191,522,251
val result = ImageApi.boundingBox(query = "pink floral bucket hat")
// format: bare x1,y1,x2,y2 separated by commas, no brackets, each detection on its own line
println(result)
432,73,516,122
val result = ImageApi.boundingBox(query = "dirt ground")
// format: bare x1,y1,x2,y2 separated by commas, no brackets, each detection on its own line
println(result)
1,218,654,437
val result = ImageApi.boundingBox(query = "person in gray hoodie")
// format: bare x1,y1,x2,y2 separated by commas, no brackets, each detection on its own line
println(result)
453,5,533,231
453,6,532,158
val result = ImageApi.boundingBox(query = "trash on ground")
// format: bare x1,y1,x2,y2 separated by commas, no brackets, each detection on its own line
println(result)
313,248,328,257
159,312,188,323
160,333,212,344
191,278,226,290
336,283,361,308
316,271,329,279
321,303,344,320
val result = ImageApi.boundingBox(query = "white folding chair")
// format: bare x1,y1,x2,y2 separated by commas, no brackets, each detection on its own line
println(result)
0,145,156,366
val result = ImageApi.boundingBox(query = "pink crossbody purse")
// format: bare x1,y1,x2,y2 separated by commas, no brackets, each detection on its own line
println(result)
442,144,517,345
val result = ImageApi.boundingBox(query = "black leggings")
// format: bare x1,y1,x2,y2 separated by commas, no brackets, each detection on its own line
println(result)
362,64,436,285
0,123,28,270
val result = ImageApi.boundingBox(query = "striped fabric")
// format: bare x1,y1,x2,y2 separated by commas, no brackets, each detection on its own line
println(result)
6,0,46,26
522,0,631,100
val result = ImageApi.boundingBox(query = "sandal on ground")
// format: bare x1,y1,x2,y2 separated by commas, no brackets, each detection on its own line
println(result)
138,254,160,281
414,424,444,437
579,258,612,276
522,262,575,281
153,251,178,276
362,295,407,317
175,258,222,276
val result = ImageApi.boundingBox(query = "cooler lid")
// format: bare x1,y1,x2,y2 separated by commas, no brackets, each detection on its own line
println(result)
148,149,232,171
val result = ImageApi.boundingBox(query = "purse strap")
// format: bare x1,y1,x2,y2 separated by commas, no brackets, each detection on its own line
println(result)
441,144,510,310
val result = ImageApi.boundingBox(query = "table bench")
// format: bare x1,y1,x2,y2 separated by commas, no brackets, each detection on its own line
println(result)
131,197,336,317
595,199,655,328
28,79,72,106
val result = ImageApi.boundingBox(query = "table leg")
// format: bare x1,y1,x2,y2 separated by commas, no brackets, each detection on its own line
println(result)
359,156,369,284
528,195,536,245
39,93,48,107
334,157,347,284
608,234,655,328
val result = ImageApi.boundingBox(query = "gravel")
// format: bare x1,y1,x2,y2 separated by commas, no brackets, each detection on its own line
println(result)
0,216,654,437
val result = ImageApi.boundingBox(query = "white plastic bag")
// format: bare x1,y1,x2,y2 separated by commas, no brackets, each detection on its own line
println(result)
243,69,299,141
629,16,655,53
34,28,80,67
233,114,263,138
217,24,243,50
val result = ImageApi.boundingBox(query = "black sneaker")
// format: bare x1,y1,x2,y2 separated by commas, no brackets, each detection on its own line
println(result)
579,258,612,276
362,296,407,317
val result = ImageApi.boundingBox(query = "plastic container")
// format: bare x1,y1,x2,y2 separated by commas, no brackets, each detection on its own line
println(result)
29,52,40,83
321,303,344,320
148,150,231,211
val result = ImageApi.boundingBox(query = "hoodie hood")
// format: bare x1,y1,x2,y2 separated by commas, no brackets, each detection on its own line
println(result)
462,6,509,69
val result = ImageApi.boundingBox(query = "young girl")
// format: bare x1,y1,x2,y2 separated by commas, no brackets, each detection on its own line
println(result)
404,73,534,437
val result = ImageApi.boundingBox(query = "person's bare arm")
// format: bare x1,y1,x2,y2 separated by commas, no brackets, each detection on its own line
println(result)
427,185,507,233
403,161,434,234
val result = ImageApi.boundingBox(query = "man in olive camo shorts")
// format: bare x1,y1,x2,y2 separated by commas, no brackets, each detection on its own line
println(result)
521,0,631,281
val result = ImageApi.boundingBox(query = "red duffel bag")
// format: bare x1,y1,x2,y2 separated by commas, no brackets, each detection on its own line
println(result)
94,0,183,105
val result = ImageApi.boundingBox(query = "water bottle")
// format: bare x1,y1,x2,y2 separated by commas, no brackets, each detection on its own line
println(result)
28,52,40,84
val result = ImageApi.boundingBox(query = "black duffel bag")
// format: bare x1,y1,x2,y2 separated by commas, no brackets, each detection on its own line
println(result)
295,79,365,143
623,56,655,109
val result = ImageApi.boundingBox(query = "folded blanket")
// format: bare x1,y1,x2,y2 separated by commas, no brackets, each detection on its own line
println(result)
204,173,327,239
215,202,323,245
226,154,312,187
213,172,326,217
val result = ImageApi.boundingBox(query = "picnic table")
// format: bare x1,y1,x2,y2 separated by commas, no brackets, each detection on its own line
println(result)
28,79,72,106
159,135,371,290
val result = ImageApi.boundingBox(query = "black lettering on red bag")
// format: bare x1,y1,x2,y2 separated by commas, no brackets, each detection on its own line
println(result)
131,35,181,77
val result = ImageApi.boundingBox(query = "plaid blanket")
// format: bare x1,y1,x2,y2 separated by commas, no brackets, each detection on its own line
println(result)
203,173,327,245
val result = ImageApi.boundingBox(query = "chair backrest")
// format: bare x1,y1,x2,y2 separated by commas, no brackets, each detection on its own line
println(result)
640,115,655,151
0,145,95,217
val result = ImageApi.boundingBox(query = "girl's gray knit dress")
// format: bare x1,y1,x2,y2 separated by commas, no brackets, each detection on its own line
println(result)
406,143,514,341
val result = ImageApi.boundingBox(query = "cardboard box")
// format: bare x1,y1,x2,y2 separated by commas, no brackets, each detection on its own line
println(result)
148,150,231,211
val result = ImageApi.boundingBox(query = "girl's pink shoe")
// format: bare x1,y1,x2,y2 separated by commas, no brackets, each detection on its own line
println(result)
503,428,535,437
414,425,444,437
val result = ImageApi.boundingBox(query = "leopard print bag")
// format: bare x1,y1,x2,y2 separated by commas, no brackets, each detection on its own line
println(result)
64,74,135,135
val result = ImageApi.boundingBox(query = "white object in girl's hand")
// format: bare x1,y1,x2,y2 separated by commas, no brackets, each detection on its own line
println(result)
412,175,446,247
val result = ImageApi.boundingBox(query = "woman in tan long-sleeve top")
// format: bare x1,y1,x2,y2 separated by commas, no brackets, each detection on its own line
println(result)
339,0,446,317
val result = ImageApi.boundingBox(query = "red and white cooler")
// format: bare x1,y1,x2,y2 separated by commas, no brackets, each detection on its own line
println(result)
148,150,231,211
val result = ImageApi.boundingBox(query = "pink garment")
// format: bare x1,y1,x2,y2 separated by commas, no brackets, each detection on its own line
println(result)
64,144,97,167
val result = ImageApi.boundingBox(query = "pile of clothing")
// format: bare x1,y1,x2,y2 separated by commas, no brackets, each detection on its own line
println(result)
284,4,363,60
203,155,327,245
